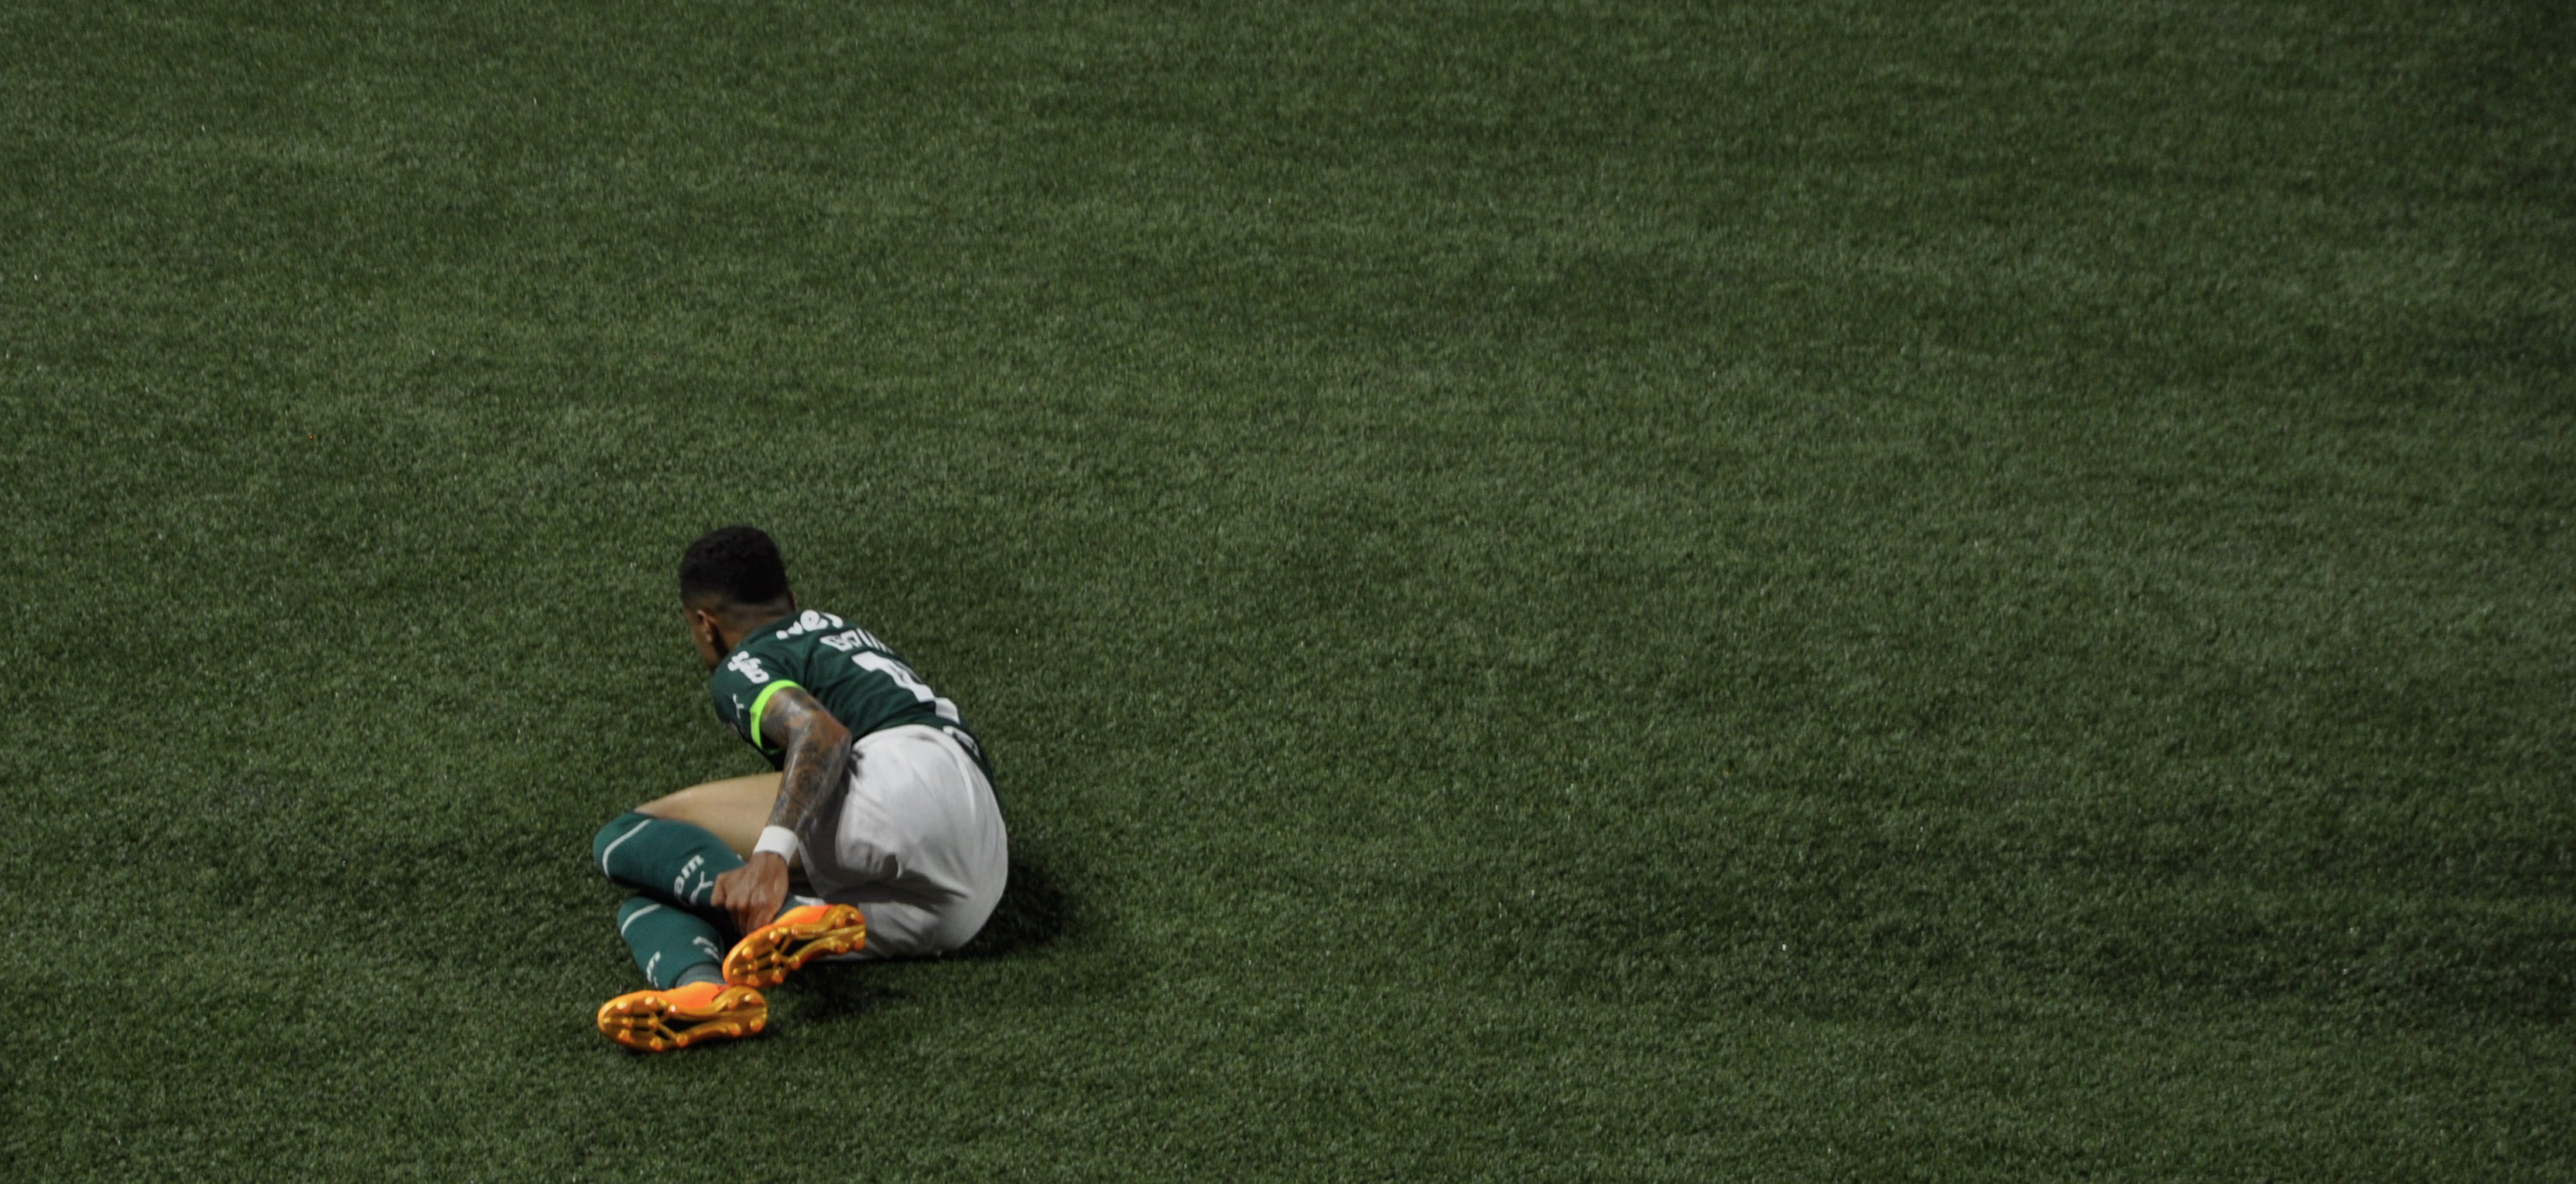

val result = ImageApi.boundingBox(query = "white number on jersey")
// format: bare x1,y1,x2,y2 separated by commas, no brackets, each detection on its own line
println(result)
852,651,961,724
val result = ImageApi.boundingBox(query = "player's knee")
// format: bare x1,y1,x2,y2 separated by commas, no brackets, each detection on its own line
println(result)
592,811,655,874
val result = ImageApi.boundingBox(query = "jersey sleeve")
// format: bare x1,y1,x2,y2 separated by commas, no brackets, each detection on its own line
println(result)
705,642,806,765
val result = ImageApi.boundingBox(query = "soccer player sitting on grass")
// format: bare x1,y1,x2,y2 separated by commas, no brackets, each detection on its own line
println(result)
590,525,1009,1051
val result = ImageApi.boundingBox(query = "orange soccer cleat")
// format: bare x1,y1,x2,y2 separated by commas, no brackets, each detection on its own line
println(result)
724,902,867,987
596,980,768,1052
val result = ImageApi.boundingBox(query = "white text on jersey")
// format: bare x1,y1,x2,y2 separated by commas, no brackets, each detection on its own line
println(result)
816,627,891,655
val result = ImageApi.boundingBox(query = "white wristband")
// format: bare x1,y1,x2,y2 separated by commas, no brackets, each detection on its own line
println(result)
753,825,802,862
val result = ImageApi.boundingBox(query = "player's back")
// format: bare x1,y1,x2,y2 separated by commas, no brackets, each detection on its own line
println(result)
705,608,988,776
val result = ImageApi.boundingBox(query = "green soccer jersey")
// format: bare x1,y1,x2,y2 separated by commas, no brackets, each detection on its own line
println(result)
706,609,989,778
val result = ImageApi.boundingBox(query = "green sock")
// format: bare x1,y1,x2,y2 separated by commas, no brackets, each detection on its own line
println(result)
593,811,748,989
614,895,728,989
590,812,820,988
591,811,744,916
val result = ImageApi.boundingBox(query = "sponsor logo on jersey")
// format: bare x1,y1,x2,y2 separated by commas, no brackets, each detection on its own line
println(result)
775,610,847,640
726,652,771,683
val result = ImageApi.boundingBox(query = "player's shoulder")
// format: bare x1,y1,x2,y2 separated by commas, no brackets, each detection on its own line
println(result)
726,609,898,671
711,612,821,689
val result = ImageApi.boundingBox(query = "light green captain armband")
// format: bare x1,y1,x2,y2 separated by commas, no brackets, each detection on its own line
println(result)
747,679,804,750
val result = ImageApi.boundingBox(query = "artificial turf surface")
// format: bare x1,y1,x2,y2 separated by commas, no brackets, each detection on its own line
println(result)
2,0,2571,1179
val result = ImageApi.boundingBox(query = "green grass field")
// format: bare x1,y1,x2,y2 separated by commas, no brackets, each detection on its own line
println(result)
4,1,2571,1179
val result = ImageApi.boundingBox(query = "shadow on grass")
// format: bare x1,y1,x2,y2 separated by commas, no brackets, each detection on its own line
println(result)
786,854,1083,1021
790,970,905,1021
954,854,1078,960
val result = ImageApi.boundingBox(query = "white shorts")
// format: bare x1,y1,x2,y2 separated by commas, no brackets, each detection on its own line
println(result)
801,724,1008,959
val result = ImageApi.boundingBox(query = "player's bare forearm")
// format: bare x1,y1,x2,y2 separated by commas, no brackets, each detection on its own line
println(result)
713,686,850,932
764,687,854,842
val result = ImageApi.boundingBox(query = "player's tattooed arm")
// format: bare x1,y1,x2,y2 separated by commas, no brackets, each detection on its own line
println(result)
712,686,850,932
761,686,854,843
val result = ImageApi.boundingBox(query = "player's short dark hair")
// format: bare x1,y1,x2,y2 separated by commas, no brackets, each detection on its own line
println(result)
679,525,792,608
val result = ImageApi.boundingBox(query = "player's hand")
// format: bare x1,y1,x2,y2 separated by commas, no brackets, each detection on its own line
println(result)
713,852,790,935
